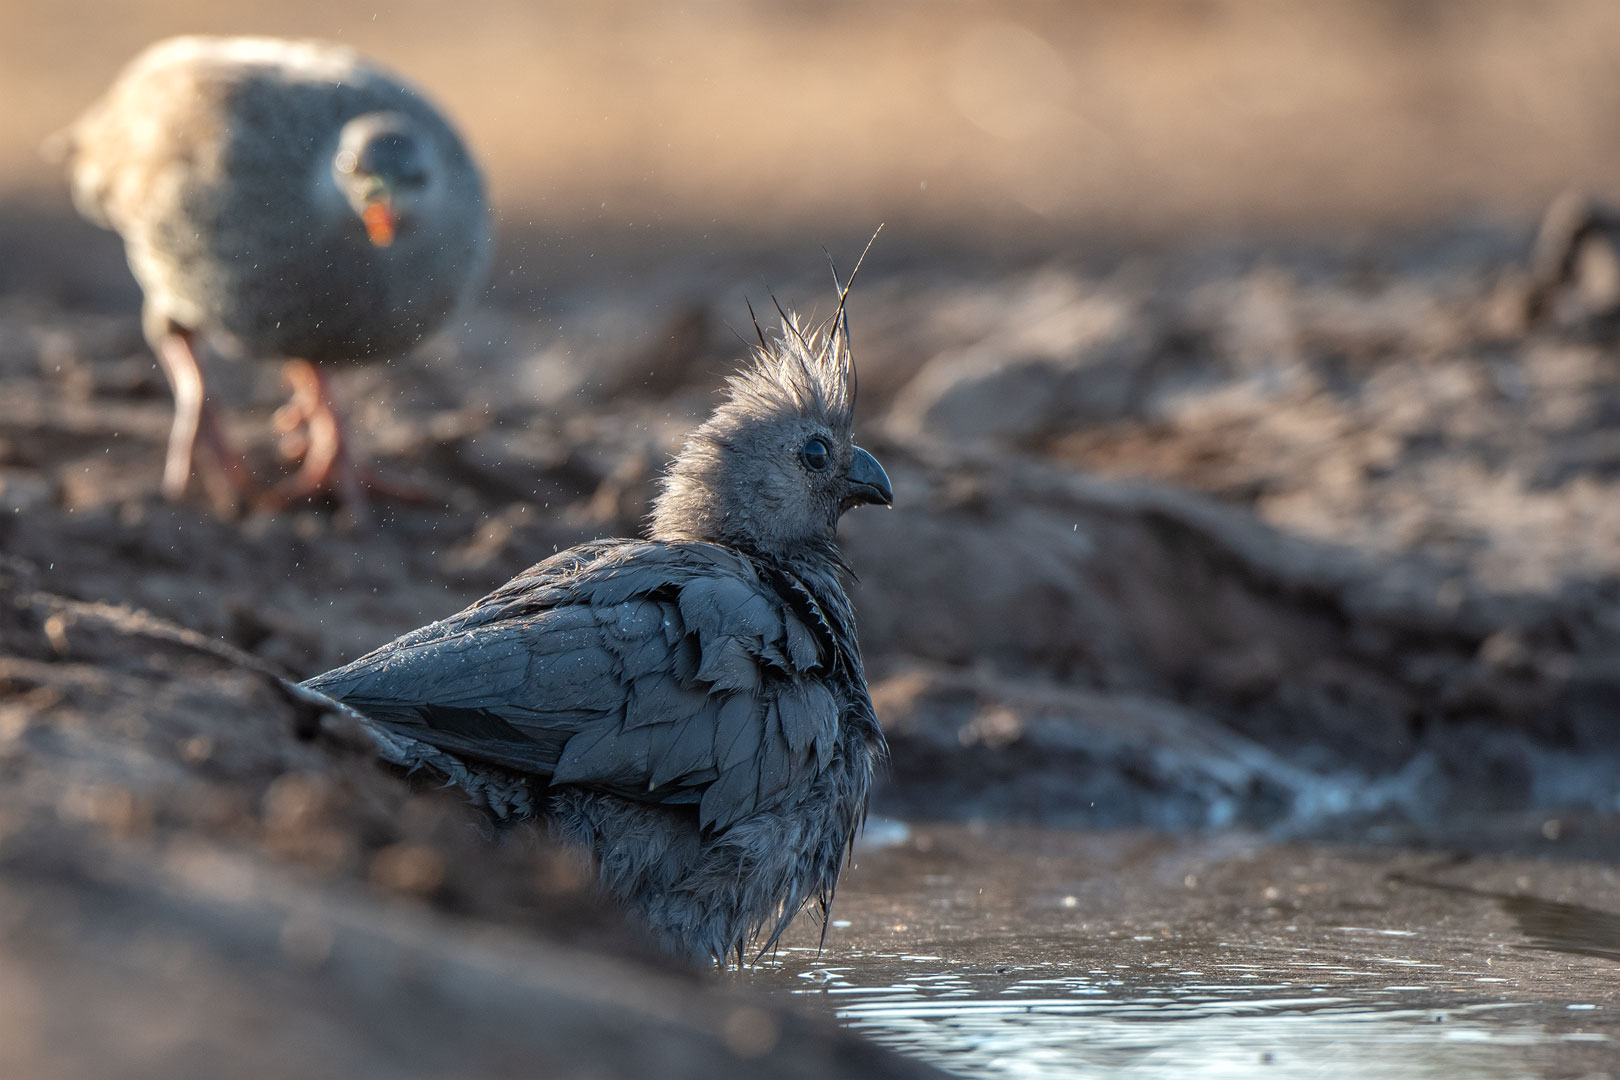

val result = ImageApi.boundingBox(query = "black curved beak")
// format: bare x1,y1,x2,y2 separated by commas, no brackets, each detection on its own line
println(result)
842,445,893,510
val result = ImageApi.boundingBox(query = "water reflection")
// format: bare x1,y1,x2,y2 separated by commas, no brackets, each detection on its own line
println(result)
754,824,1618,1079
774,955,1602,1078
1392,873,1620,964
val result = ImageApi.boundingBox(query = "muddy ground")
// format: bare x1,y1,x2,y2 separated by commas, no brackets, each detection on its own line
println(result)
8,217,1620,827
4,212,1620,1074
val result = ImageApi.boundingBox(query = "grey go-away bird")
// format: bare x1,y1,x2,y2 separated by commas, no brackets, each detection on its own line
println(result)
56,36,492,520
303,288,893,964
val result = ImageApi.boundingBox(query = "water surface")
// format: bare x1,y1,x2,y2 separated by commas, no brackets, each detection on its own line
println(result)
754,823,1619,1078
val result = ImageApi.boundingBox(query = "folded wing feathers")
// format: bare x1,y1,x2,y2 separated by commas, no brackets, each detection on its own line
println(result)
552,718,655,789
624,669,711,731
714,692,763,771
694,635,761,692
649,711,721,789
315,540,841,829
754,700,793,810
700,761,761,831
778,680,838,756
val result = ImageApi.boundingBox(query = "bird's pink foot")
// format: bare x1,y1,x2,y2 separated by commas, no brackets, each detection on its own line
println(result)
260,359,435,526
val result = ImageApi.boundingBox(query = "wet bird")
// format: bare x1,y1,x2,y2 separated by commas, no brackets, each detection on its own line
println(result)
303,291,893,964
56,36,492,520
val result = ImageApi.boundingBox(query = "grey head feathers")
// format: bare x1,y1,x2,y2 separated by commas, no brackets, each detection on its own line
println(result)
730,310,858,434
332,111,443,247
336,113,431,189
649,313,889,563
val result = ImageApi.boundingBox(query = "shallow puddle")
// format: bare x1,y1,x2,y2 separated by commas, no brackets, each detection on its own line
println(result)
753,823,1620,1078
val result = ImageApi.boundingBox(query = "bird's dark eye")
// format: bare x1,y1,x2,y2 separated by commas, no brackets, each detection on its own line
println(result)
800,438,830,472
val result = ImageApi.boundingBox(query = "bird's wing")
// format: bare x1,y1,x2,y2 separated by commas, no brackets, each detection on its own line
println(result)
304,541,840,830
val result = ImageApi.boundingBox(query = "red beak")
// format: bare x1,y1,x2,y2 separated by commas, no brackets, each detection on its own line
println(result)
361,197,397,247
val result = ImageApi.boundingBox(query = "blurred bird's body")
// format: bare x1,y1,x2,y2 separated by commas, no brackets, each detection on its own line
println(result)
57,36,492,518
304,301,893,964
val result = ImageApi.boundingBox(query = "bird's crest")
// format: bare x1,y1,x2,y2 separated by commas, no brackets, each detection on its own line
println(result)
721,312,856,433
649,233,882,550
719,226,880,432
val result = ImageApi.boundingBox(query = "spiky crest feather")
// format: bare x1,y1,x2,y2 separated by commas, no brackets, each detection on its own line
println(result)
716,313,856,435
649,309,861,554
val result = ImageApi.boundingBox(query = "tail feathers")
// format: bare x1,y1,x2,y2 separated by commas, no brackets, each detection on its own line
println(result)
364,719,540,820
289,681,539,820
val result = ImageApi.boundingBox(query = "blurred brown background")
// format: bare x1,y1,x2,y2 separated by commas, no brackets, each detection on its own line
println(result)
5,0,1620,250
7,7,1620,1074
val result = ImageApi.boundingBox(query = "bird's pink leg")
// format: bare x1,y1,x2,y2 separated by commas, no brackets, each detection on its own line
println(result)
260,359,440,526
261,359,370,526
155,329,254,511
155,332,204,501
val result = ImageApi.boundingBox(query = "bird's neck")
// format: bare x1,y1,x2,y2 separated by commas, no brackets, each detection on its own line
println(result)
781,537,853,582
756,543,861,666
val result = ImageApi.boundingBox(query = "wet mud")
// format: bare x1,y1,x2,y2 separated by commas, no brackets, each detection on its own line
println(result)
5,217,1620,1075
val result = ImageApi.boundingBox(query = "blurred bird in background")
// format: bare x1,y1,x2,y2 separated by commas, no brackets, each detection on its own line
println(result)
54,36,492,523
303,285,893,965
